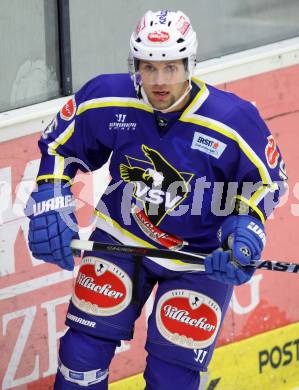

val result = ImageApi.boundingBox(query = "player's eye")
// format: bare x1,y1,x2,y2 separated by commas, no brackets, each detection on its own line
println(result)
164,64,177,73
142,64,155,73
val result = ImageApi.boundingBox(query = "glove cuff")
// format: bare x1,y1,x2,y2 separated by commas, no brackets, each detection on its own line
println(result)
25,184,75,218
219,215,265,248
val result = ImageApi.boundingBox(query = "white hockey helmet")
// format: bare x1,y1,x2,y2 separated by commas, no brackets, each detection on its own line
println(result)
129,10,198,87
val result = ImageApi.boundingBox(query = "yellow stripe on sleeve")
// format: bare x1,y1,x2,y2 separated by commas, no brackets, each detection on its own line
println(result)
77,98,153,116
235,195,265,223
46,122,75,177
36,174,73,184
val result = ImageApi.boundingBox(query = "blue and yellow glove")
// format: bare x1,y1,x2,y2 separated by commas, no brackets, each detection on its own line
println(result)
204,215,266,285
25,183,79,270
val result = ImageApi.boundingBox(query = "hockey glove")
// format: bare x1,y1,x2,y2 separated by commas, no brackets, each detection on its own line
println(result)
25,183,78,270
204,215,266,285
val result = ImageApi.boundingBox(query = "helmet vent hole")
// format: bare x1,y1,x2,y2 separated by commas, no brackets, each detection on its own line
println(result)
149,53,153,56
168,21,171,26
150,21,153,26
177,38,185,43
162,54,166,57
179,47,186,52
133,47,138,52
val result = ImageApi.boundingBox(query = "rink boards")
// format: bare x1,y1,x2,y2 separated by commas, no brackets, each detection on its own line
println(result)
110,321,299,389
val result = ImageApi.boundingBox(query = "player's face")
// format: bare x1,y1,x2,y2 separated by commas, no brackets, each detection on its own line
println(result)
139,60,190,111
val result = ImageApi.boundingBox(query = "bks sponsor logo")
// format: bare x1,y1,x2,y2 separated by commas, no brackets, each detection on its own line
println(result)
265,135,279,168
72,257,132,316
120,144,194,226
156,290,221,349
148,31,170,42
60,97,76,121
191,132,227,159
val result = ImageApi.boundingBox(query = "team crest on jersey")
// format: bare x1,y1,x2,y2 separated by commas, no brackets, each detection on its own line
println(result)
156,290,222,349
72,257,132,316
120,144,194,224
119,145,194,247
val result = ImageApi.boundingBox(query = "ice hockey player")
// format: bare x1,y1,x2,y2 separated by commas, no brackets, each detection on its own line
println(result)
25,9,287,390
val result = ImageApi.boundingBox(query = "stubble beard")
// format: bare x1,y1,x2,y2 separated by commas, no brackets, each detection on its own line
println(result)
149,93,176,111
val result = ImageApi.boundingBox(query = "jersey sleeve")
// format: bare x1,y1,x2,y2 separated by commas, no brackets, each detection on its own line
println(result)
36,77,113,184
225,101,287,223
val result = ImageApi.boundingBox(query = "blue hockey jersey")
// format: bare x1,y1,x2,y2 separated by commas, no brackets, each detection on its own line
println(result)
37,73,286,271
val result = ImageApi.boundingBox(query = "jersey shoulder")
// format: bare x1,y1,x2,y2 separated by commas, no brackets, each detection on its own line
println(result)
196,82,269,137
199,83,254,119
76,73,136,102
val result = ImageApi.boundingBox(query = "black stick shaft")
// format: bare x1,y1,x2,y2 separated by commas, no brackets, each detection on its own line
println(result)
70,240,299,274
71,239,206,263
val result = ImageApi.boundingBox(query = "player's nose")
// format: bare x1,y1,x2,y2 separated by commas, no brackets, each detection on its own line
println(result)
153,70,168,85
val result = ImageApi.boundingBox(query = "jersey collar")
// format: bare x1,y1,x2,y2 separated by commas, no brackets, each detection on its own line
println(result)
180,77,210,121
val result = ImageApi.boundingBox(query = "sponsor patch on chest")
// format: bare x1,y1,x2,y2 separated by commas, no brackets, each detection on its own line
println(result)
191,131,227,158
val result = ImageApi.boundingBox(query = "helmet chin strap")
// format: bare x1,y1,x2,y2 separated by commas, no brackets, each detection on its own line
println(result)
140,78,192,113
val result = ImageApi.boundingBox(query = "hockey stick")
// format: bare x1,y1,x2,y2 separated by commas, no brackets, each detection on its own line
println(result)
70,239,299,274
